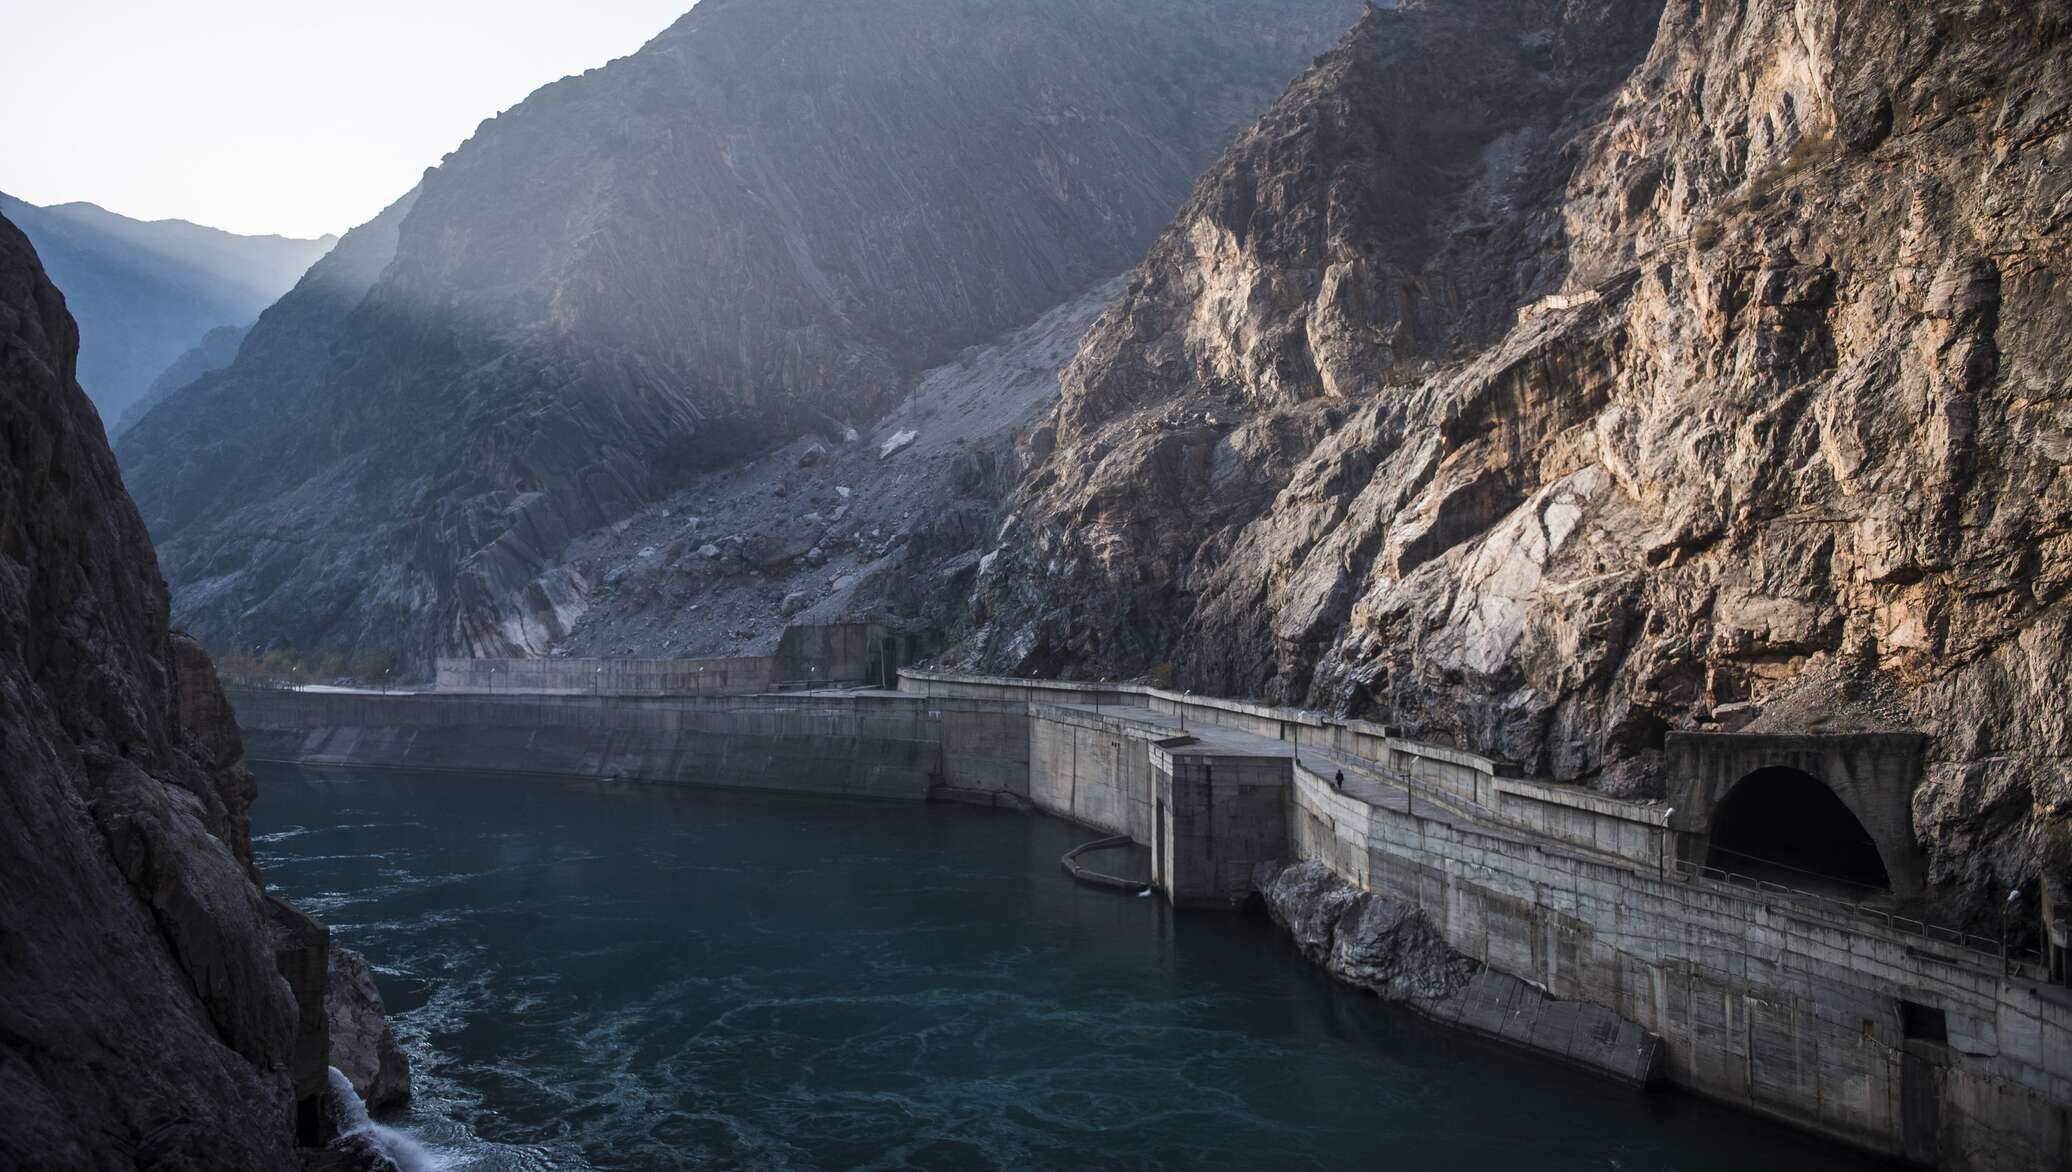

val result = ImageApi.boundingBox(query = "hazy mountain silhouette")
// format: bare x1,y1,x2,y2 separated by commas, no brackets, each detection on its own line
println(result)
0,192,333,423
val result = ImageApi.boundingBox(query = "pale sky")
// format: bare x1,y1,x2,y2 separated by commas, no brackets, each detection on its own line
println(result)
0,0,695,239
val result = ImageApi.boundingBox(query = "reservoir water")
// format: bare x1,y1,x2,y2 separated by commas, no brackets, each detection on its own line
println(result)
253,765,1893,1171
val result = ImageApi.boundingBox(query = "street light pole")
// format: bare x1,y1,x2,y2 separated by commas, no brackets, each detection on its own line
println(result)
1661,807,1676,879
2004,888,2021,975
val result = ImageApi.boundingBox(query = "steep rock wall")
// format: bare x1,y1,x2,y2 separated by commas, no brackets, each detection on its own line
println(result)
953,0,2072,921
0,212,303,1168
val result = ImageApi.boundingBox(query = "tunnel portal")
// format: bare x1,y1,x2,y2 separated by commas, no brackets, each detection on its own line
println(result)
1705,765,1892,893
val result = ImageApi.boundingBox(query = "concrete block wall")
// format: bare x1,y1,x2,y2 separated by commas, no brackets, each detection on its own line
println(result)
1152,749,1290,907
435,654,778,695
231,689,959,802
1025,704,1159,837
1289,763,2072,1167
901,669,1666,873
936,703,1031,800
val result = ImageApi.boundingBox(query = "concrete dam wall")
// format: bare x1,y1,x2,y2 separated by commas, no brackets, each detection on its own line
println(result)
233,669,2072,1168
231,689,1029,804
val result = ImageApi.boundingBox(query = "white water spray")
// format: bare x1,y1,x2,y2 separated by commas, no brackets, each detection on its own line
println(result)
327,1066,443,1172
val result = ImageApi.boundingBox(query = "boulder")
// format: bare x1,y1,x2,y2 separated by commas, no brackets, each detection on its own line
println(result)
324,942,411,1112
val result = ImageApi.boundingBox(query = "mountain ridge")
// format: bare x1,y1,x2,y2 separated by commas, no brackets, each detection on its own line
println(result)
118,0,1366,668
948,0,2072,921
0,191,333,422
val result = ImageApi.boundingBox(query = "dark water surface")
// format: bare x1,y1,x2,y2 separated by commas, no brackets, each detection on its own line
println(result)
253,765,1892,1171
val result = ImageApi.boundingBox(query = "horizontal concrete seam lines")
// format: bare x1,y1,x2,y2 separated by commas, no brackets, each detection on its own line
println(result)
225,688,950,802
1294,757,1640,881
1290,763,2013,1016
899,667,1662,856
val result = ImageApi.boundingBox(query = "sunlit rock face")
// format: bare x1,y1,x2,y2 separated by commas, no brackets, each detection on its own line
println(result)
116,0,1364,669
0,211,304,1170
952,0,2072,919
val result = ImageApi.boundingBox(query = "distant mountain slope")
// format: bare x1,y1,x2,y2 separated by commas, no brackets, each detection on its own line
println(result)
118,0,1364,668
110,323,250,438
0,193,333,423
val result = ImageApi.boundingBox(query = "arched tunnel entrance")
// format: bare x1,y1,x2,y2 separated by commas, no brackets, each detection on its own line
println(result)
1705,766,1892,895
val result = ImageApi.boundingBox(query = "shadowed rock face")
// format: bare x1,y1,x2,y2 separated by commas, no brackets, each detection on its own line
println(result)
326,941,412,1113
953,0,2072,919
117,0,1364,670
0,211,302,1169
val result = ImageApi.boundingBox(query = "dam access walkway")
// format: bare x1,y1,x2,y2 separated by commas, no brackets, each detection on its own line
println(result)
1039,698,1655,880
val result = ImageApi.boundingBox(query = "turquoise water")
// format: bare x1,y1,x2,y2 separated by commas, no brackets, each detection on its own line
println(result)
253,765,1893,1171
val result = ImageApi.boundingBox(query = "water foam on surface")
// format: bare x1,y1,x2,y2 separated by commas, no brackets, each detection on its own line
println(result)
329,1066,446,1171
259,765,1895,1172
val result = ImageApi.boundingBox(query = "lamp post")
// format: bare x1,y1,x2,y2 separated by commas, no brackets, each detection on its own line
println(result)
595,665,603,697
1661,807,1676,879
2002,889,2016,975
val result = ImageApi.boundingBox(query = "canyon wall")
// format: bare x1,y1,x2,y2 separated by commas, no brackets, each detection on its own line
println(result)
953,0,2072,922
118,0,1364,670
0,212,312,1169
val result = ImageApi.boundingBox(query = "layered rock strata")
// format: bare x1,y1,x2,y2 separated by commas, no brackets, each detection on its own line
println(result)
118,0,1364,670
955,0,2072,921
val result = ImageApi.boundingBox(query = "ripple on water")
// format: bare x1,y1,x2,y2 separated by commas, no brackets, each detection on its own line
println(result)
254,766,1897,1172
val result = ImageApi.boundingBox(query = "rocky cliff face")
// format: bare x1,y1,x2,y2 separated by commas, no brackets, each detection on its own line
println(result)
0,210,306,1168
117,0,1362,670
325,941,412,1113
953,0,2072,918
0,192,332,422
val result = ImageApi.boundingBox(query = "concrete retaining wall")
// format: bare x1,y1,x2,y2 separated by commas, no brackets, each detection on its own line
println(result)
232,689,972,802
900,669,1668,872
1152,748,1289,908
1289,762,2072,1167
435,655,779,696
239,667,2072,1167
1026,704,1161,837
434,622,902,695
